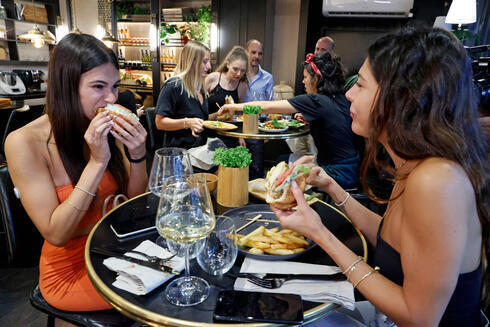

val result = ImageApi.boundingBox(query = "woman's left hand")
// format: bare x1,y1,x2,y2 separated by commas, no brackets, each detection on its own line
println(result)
271,181,326,241
110,114,147,159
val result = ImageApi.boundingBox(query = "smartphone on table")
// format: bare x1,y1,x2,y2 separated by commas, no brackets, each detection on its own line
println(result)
214,290,304,325
109,198,157,238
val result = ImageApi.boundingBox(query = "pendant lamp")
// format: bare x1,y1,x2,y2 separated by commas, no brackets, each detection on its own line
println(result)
18,1,55,48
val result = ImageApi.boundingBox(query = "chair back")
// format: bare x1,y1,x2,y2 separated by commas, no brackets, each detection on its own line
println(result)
1,105,43,160
0,163,43,266
143,107,166,169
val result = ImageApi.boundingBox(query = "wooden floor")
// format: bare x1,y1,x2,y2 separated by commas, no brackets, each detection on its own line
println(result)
0,265,48,327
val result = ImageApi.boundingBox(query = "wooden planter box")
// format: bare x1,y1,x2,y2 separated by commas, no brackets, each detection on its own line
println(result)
242,114,258,134
217,165,249,207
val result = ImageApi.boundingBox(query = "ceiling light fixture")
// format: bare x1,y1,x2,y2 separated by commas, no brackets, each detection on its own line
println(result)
17,1,55,48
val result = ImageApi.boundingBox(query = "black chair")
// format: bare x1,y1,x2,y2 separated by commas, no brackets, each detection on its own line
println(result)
143,107,166,169
30,285,135,327
0,163,43,266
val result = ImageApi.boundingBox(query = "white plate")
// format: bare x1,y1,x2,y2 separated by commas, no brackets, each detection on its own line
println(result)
258,124,289,133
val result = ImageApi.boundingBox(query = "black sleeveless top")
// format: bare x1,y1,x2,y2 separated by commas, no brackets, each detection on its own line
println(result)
208,73,240,114
375,219,481,326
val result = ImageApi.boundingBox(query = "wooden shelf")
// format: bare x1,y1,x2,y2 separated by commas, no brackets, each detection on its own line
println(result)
1,17,56,27
0,60,48,66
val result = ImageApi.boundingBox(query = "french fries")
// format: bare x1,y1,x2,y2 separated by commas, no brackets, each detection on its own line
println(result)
237,226,309,255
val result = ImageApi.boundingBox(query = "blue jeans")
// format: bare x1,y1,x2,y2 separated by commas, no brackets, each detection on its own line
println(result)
321,155,360,189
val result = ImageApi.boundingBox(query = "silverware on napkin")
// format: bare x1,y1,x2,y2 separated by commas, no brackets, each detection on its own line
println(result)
238,272,345,281
91,247,180,275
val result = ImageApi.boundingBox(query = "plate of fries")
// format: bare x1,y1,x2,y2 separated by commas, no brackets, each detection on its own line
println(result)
223,204,316,260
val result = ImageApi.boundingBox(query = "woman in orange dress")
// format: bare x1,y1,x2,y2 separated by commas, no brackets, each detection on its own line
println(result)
5,33,148,311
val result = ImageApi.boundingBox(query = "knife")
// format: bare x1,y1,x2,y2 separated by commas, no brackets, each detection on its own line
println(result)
91,247,180,275
238,272,345,281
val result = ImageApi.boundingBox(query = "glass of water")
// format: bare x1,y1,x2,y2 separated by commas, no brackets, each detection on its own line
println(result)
197,216,238,275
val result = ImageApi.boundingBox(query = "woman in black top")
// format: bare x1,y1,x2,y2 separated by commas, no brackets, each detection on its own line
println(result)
155,40,211,150
205,46,248,148
205,46,248,117
220,52,359,189
274,27,489,326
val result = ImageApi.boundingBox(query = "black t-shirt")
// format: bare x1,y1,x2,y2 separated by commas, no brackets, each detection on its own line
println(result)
155,77,209,149
288,93,357,165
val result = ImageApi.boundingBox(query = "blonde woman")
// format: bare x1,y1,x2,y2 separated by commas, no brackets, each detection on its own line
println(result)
155,40,211,150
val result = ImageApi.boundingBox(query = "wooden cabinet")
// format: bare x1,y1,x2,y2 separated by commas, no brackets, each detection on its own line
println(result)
0,0,58,66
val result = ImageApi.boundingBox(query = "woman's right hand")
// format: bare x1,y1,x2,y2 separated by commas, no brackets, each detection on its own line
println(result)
186,118,204,137
293,155,336,191
85,110,113,165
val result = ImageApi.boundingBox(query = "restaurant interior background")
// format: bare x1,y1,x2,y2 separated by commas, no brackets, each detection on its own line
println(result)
0,0,488,325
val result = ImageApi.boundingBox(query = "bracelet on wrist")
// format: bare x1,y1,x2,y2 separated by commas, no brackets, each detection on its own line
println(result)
183,117,187,129
342,256,363,276
353,266,380,288
335,192,351,207
124,146,147,163
74,185,96,197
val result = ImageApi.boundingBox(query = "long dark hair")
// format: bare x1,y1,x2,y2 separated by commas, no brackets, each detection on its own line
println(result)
45,33,127,193
363,26,489,308
304,52,345,96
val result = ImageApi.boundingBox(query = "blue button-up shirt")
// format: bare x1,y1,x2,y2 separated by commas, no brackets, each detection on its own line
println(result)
244,65,274,102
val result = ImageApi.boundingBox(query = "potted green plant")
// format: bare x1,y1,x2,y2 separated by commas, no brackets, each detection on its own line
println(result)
212,146,252,207
115,1,134,20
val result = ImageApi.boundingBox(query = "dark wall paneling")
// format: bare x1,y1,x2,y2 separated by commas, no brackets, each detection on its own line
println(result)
294,0,449,94
215,0,275,71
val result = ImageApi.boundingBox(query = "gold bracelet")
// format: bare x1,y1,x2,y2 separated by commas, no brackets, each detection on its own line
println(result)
342,256,363,275
74,185,96,197
65,198,89,211
183,117,187,129
353,266,380,288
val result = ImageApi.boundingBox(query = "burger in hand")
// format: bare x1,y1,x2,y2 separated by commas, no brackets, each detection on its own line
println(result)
266,161,310,209
95,103,139,122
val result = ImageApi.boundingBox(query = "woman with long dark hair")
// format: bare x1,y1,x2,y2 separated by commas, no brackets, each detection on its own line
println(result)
274,27,489,326
5,33,147,311
219,51,359,189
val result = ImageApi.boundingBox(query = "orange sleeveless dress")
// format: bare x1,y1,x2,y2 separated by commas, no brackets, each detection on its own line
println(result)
39,171,118,311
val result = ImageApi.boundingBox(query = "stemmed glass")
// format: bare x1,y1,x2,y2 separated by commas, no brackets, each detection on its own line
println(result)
148,147,193,196
148,148,194,248
156,175,216,306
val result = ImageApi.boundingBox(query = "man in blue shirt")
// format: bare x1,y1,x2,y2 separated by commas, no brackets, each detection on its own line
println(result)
244,39,274,179
244,40,274,102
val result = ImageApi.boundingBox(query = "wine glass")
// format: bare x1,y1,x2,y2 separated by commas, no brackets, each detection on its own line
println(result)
156,175,216,306
197,216,237,275
148,147,193,196
148,148,194,247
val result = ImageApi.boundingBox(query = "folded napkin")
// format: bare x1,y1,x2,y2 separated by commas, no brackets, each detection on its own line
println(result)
103,240,184,295
234,257,355,310
187,137,225,170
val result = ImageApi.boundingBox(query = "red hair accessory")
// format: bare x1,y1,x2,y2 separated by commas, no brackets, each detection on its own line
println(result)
304,53,322,78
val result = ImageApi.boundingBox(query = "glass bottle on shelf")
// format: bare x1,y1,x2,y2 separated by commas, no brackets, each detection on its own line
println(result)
118,49,125,68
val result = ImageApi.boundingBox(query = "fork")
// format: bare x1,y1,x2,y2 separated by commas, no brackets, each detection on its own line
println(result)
243,273,346,289
98,245,176,267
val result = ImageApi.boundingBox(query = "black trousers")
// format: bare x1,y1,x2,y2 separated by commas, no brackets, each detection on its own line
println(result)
246,139,265,180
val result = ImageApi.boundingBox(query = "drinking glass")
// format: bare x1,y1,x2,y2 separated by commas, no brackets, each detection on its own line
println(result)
149,148,194,247
148,147,193,196
156,175,215,306
197,216,237,275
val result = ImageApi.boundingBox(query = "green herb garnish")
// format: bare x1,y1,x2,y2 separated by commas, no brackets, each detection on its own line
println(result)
271,119,286,129
212,146,252,168
288,119,303,127
243,105,262,115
